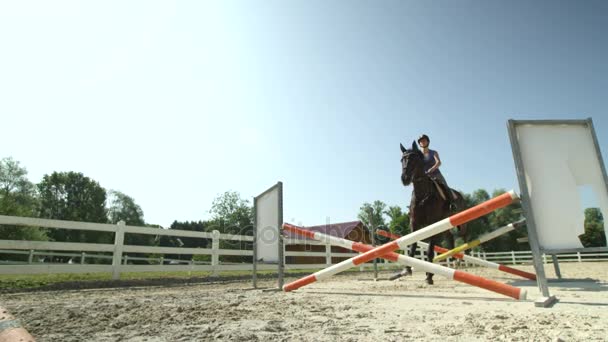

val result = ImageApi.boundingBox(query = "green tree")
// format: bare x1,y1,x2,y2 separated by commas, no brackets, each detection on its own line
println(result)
209,191,254,258
579,208,606,247
107,190,145,226
357,201,387,246
0,157,47,241
37,172,110,243
483,188,527,251
160,220,212,262
107,190,157,248
209,191,253,235
384,205,410,236
357,201,387,229
462,189,491,242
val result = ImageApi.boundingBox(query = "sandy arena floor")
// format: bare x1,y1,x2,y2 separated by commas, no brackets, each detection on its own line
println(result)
1,262,607,341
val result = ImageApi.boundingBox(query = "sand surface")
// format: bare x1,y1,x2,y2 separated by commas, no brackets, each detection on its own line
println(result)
1,262,607,341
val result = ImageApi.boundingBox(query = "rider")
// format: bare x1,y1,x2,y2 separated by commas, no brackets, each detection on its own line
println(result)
417,134,457,204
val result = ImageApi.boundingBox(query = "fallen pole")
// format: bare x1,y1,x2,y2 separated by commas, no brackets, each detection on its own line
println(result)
433,219,527,262
283,190,519,292
284,223,526,300
0,306,35,342
376,229,536,281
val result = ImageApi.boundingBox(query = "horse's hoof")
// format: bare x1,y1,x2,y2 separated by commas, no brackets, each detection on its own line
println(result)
389,272,403,281
389,268,412,281
425,278,434,285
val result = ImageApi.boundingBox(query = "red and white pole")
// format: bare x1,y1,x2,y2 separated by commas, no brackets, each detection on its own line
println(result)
283,222,527,300
282,190,519,292
0,306,36,342
376,230,536,281
433,220,526,262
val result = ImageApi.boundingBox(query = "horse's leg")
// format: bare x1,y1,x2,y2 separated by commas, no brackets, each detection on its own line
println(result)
388,242,415,280
425,239,435,285
405,242,416,275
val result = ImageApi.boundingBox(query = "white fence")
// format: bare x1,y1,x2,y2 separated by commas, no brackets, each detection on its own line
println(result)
469,250,608,265
0,215,272,279
1,215,607,279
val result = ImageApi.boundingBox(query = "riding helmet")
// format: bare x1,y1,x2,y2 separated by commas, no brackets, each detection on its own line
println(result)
417,134,430,144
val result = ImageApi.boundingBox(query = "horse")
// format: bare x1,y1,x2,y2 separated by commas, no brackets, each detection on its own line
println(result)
390,141,466,284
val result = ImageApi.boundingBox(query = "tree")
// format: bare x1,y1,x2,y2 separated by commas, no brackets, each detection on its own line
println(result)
0,157,47,242
107,190,145,226
38,172,109,243
579,208,606,247
482,188,527,252
0,157,38,217
160,220,212,262
357,200,387,247
209,191,253,235
107,190,156,247
384,205,410,236
462,189,492,242
357,201,387,229
209,191,254,258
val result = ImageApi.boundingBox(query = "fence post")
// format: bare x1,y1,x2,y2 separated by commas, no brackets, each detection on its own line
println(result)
211,230,220,277
81,252,86,265
123,255,129,265
482,251,487,260
511,251,516,265
542,253,547,264
325,242,332,267
159,256,164,265
28,250,34,264
577,252,582,262
112,221,126,280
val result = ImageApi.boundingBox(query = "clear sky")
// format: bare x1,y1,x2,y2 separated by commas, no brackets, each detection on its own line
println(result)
1,1,607,228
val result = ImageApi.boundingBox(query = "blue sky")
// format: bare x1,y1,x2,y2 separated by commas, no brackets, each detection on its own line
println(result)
1,1,607,227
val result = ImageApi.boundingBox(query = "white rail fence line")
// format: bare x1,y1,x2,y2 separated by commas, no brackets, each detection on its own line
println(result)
1,215,606,277
0,215,265,278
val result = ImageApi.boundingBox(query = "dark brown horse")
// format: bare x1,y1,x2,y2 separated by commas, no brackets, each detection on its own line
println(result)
390,141,466,284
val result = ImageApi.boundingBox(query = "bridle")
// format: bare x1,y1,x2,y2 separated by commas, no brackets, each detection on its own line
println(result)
401,151,427,183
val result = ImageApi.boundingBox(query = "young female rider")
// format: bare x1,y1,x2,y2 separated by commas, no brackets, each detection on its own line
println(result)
417,134,457,201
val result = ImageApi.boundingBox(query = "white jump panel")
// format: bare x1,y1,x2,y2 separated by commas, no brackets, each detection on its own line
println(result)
255,184,281,263
515,122,608,249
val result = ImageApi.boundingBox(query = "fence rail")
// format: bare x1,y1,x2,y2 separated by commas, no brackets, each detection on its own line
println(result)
1,214,607,278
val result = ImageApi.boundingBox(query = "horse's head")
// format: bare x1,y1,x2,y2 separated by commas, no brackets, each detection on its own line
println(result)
400,141,425,186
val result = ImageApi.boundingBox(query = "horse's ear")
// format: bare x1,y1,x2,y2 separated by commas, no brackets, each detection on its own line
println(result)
400,143,406,153
411,140,418,151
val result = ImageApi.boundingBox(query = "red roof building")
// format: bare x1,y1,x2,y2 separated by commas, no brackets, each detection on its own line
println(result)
284,220,373,265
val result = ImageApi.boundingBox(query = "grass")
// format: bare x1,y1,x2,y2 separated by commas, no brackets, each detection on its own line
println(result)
0,265,394,292
0,269,267,291
0,268,329,291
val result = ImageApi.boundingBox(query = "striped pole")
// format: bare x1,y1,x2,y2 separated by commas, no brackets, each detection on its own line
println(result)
282,190,519,292
0,306,36,342
433,219,526,262
284,223,526,300
377,229,536,281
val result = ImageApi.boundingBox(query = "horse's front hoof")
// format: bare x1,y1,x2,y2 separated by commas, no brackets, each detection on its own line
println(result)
389,272,404,281
425,278,434,285
389,268,412,281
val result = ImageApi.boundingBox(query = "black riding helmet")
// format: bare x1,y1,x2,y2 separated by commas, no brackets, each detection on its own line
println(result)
417,134,430,144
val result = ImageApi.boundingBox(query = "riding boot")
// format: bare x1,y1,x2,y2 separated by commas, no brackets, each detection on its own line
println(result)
443,186,456,211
